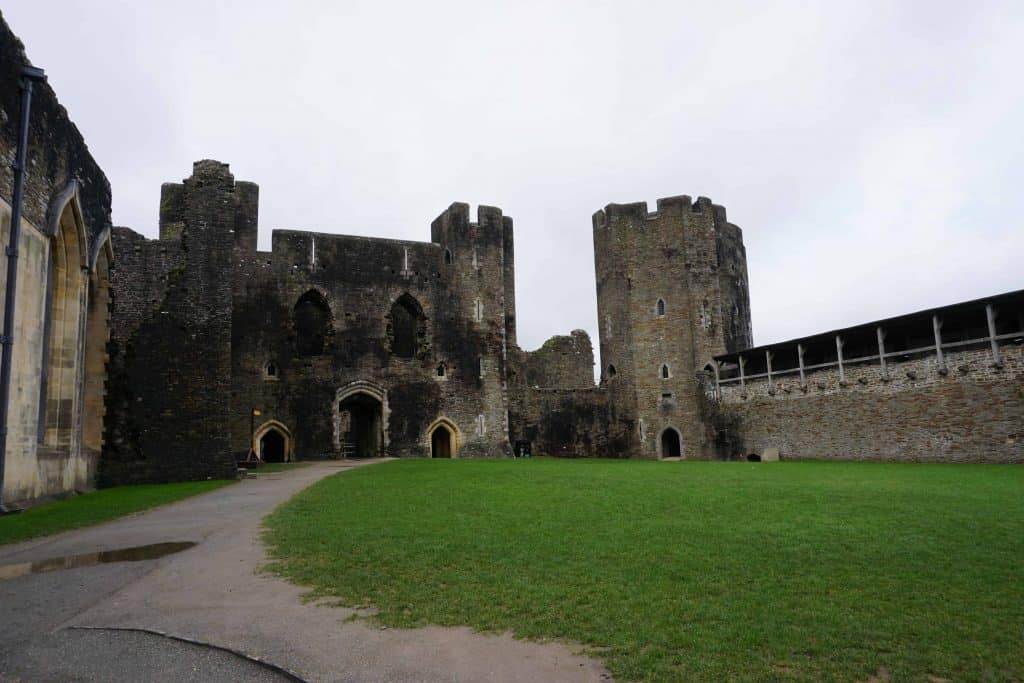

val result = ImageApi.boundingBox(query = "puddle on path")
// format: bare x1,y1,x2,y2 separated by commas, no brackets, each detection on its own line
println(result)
0,541,196,581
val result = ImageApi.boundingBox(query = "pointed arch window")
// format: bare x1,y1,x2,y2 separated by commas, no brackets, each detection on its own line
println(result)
444,248,453,265
656,299,666,316
390,293,425,358
294,290,332,356
607,364,617,378
436,362,447,377
661,364,671,379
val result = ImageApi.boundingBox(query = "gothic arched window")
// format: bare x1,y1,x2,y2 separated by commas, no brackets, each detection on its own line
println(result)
390,293,425,358
294,290,331,356
656,299,666,316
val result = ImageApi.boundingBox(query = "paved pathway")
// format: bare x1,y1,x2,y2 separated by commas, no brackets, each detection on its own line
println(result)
0,461,609,682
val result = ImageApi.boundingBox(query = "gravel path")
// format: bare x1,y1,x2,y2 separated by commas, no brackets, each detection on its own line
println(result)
0,460,609,682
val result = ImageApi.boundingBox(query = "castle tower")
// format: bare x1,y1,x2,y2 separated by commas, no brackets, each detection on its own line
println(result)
592,195,752,459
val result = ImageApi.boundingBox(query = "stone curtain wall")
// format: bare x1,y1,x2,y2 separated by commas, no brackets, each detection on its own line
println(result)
516,330,596,389
717,345,1024,462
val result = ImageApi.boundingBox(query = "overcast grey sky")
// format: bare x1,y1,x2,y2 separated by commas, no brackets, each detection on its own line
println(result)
6,1,1023,361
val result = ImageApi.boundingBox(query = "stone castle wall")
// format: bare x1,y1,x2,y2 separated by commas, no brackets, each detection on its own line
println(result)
102,161,239,484
716,344,1024,462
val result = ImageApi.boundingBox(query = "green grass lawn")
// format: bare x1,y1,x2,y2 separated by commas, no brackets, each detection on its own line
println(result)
0,480,234,546
263,459,1024,682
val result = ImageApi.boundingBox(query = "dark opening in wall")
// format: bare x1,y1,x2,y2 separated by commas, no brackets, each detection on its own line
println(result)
265,363,277,377
661,364,670,379
444,248,453,264
661,428,681,458
390,293,424,358
747,453,761,462
294,290,331,356
431,425,452,458
436,362,446,377
607,364,617,377
338,394,383,458
260,430,286,463
656,298,666,316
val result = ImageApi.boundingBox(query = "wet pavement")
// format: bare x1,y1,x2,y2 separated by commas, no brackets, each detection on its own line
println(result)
0,460,609,682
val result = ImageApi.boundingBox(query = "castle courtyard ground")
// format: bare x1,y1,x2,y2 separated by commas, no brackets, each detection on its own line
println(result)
0,460,607,682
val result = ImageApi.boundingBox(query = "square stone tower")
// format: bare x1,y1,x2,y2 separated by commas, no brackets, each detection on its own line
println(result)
592,195,752,459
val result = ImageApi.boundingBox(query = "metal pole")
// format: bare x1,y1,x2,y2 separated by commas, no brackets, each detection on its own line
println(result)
0,66,46,511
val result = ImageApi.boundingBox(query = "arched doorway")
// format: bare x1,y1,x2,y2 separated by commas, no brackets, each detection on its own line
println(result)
338,393,384,458
425,418,460,459
260,430,286,463
334,381,388,458
432,425,452,458
660,427,682,458
253,420,293,463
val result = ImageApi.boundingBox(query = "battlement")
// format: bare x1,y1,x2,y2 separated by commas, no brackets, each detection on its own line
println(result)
431,202,507,230
157,160,258,243
591,195,724,230
430,202,511,244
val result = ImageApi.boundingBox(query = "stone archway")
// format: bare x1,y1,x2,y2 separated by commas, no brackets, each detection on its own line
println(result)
334,381,388,458
82,229,112,458
39,184,88,450
425,417,461,459
659,426,682,459
253,420,293,462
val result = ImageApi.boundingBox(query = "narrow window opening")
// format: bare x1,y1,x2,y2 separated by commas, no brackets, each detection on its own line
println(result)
265,362,277,378
661,364,671,379
607,364,617,377
656,298,665,316
436,362,446,377
444,248,453,264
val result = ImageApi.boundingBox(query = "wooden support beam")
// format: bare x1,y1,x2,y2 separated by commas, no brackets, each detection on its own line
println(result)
797,343,806,388
986,303,1002,365
933,315,945,371
876,326,888,378
835,335,845,383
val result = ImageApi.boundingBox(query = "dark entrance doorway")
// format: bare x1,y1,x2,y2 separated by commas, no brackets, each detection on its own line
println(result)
338,393,384,458
431,425,452,458
260,429,286,463
661,428,682,458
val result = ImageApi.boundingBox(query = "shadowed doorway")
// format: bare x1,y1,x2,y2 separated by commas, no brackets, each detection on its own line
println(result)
260,429,286,463
431,425,453,458
661,428,682,458
338,393,384,458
